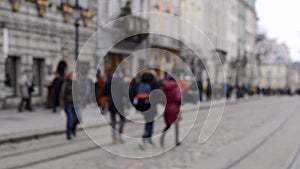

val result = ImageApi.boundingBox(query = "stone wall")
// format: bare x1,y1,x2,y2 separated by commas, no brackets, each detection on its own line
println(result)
0,0,97,108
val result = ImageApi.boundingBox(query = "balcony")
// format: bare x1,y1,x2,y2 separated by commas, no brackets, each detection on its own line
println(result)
113,15,149,43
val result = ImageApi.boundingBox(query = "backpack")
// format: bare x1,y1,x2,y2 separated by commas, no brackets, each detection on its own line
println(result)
133,82,152,111
136,82,151,99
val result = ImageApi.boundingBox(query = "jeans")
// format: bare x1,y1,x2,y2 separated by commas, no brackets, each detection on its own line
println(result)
110,111,126,139
199,91,203,102
64,104,76,137
74,104,82,122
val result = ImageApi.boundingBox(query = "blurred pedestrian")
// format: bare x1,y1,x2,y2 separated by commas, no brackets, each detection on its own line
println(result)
226,83,232,99
51,72,65,113
206,78,212,101
95,69,108,113
179,78,189,103
18,72,32,112
132,72,159,147
160,76,181,147
103,71,127,144
197,80,203,102
60,72,81,140
27,74,34,111
80,73,94,107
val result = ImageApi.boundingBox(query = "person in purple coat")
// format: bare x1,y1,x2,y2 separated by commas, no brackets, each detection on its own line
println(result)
160,76,182,147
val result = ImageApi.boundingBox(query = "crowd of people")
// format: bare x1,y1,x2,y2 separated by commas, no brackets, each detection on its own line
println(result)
97,70,182,148
47,62,183,146
18,60,298,146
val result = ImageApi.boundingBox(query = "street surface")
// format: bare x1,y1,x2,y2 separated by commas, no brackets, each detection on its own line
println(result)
0,96,300,169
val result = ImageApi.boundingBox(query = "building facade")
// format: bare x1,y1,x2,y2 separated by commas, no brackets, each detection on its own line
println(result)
260,43,292,89
0,0,260,109
0,0,97,108
179,0,205,81
96,0,149,77
148,0,180,76
202,0,229,84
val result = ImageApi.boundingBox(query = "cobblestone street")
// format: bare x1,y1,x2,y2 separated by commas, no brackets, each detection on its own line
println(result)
1,96,299,169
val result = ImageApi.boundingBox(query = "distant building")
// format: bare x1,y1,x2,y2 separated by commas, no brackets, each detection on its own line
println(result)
243,0,258,85
290,62,300,91
202,0,229,84
202,0,258,87
259,43,292,89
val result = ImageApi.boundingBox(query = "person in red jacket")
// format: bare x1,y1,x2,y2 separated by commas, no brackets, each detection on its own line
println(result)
160,76,182,147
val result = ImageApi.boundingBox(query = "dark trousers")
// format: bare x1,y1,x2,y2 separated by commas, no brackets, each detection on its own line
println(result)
53,93,60,112
199,91,203,102
110,111,126,139
161,122,179,145
143,121,154,138
18,98,31,112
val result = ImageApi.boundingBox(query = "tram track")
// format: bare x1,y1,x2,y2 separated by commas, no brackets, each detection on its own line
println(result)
220,104,299,169
0,97,288,169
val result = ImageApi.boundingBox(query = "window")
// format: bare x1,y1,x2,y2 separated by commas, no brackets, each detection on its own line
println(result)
32,58,45,96
66,0,88,9
78,0,88,9
4,57,20,97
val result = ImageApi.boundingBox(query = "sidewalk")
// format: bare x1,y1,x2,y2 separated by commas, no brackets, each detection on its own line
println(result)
0,96,256,144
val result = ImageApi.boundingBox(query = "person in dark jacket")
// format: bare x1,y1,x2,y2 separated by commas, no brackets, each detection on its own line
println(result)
197,80,203,102
52,72,65,113
103,72,127,144
160,76,182,147
60,72,81,140
206,78,212,101
95,70,108,112
133,72,159,146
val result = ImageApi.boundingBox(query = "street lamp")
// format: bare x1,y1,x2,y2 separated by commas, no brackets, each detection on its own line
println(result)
73,0,82,60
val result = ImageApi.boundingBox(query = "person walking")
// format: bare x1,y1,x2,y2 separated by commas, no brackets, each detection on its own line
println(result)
27,74,34,111
95,70,108,113
160,76,182,147
197,80,203,102
103,72,127,144
52,72,65,113
206,78,212,101
60,72,81,140
18,73,31,112
133,72,159,147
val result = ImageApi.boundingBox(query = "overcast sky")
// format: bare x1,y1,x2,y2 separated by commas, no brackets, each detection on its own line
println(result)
256,0,300,62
